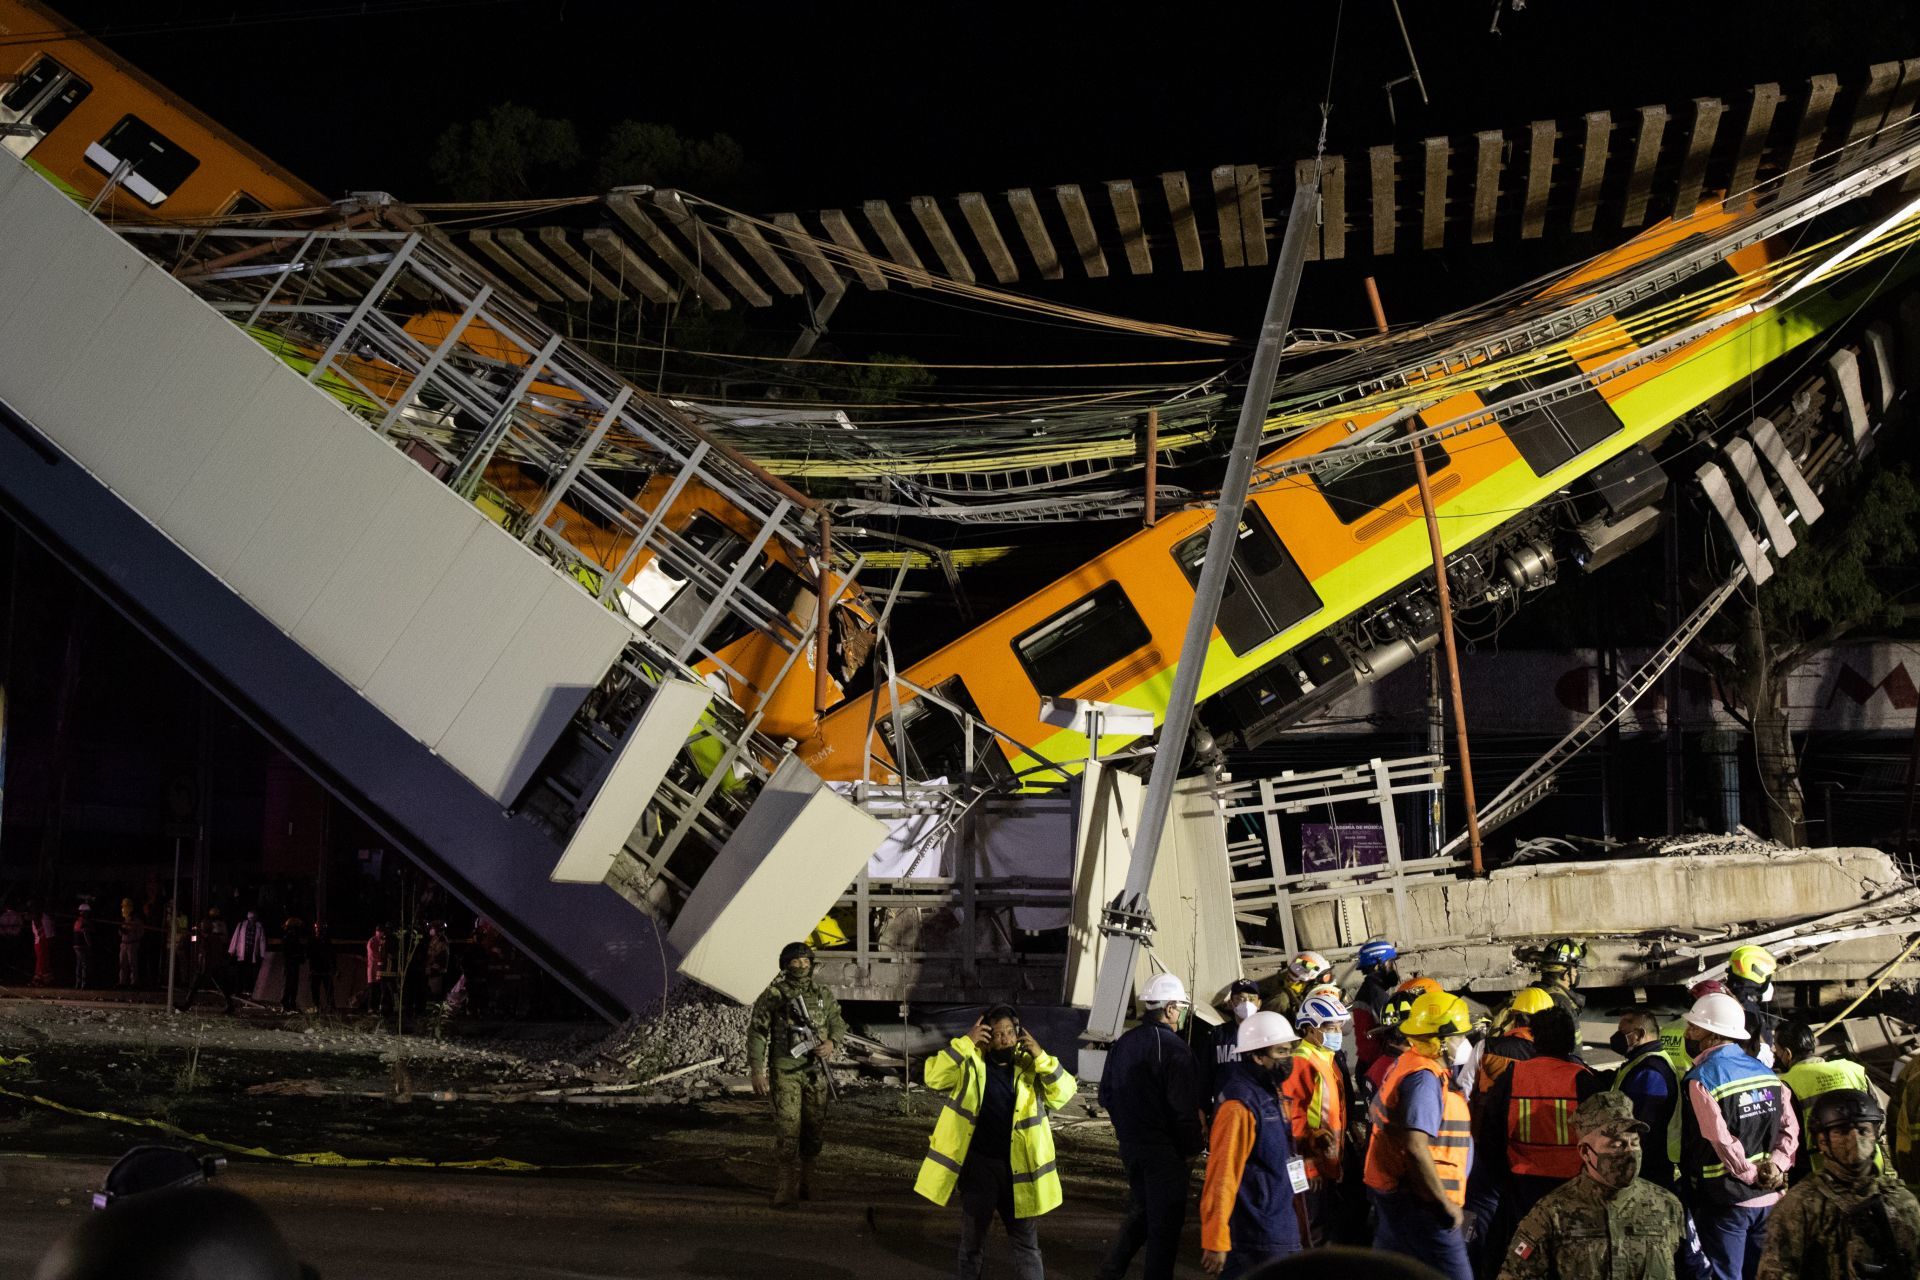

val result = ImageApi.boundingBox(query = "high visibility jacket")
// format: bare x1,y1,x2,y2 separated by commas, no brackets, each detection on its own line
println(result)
1283,1040,1345,1181
1365,1051,1472,1207
1680,1044,1788,1207
1477,1027,1537,1097
915,1035,1077,1218
1506,1056,1590,1179
1783,1055,1880,1174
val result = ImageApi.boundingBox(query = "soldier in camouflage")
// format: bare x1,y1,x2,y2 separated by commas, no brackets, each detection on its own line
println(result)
1757,1089,1920,1280
1499,1092,1708,1280
747,941,847,1208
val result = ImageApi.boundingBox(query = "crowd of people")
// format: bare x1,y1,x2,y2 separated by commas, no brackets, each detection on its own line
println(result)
752,937,1920,1280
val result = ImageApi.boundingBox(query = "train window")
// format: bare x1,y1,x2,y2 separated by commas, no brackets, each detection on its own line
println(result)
1171,506,1322,657
878,676,1012,786
1,57,61,112
1484,375,1625,477
1314,437,1451,524
1011,581,1152,697
222,193,268,217
28,74,89,133
84,115,201,206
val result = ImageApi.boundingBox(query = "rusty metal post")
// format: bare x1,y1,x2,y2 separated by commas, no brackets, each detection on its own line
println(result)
815,515,833,714
1365,276,1485,875
1143,409,1160,528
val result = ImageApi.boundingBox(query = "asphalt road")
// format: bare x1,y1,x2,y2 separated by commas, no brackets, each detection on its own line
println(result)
2,1187,1212,1279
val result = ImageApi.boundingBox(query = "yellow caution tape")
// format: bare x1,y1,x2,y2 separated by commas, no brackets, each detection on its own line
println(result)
0,1082,648,1175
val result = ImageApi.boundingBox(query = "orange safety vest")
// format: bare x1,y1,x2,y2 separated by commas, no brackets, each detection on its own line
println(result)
1283,1041,1346,1181
1506,1056,1587,1179
1476,1026,1534,1096
1364,1051,1472,1207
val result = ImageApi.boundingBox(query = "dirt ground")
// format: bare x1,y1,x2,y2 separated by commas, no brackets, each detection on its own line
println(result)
0,994,1129,1203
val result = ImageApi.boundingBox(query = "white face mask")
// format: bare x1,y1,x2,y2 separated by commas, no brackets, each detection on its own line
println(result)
1231,1000,1259,1023
1759,982,1776,1004
1322,1031,1345,1053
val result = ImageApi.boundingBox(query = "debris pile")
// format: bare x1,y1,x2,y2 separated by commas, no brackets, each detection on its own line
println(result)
573,983,754,1102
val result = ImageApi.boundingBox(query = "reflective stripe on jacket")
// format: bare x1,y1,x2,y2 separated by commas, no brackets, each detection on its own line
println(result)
1364,1051,1472,1206
1507,1056,1589,1179
1680,1044,1787,1207
1283,1041,1345,1181
914,1035,1077,1218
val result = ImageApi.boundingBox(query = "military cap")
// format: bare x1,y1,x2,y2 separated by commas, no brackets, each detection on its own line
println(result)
1574,1091,1649,1137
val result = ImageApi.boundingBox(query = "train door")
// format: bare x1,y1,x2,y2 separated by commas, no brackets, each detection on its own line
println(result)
1169,507,1322,656
877,676,1015,788
0,55,91,159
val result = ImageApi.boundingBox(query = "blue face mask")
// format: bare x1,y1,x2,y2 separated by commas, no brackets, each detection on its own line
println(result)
1322,1031,1345,1054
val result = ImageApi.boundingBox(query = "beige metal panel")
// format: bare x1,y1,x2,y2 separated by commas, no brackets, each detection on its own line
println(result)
30,264,205,485
103,308,277,521
0,227,145,427
361,523,554,745
1065,762,1139,1009
222,418,408,627
550,680,712,884
290,464,481,689
158,373,333,580
670,754,887,1004
1147,777,1241,1017
0,165,84,337
435,573,633,803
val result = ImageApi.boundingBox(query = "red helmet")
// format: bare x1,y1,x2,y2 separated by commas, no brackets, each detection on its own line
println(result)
1688,978,1729,1001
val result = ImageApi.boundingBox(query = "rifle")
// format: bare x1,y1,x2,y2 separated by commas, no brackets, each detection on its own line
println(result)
788,994,841,1101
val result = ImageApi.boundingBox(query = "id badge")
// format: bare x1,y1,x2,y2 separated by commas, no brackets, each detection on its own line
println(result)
1287,1156,1310,1194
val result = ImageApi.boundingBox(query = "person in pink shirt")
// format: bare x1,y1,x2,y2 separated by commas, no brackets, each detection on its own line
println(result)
1678,991,1799,1280
363,923,390,1015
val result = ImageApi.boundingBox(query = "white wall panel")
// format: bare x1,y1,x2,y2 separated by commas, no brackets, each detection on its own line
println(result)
0,151,38,210
550,680,712,884
291,465,480,689
37,267,212,487
159,374,329,579
0,226,144,425
436,575,633,802
223,415,408,626
361,525,552,744
0,173,82,343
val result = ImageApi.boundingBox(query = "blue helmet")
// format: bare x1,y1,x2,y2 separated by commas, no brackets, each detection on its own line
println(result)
1357,940,1398,969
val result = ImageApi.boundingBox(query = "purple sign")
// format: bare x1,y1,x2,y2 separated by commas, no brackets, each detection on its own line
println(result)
1299,823,1391,874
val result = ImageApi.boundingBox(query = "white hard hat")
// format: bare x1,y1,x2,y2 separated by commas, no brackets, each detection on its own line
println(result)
1236,1010,1299,1054
1142,972,1190,1007
1685,991,1749,1041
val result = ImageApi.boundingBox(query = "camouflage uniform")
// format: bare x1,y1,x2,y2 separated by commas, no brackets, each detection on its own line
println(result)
1755,1164,1920,1280
1498,1174,1690,1280
747,972,847,1189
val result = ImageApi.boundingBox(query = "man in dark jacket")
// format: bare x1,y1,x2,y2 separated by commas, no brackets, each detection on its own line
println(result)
1609,1008,1680,1190
1097,972,1204,1280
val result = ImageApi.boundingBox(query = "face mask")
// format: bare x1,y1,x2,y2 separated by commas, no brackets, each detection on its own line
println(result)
1819,1125,1879,1171
1759,982,1775,1004
1322,1031,1344,1054
1580,1138,1641,1191
1231,1000,1259,1023
1608,1031,1635,1056
1377,968,1400,988
989,1046,1016,1065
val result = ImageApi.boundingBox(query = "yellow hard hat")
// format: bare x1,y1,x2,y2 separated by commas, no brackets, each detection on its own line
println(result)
1401,991,1473,1038
1508,987,1555,1016
1728,944,1777,985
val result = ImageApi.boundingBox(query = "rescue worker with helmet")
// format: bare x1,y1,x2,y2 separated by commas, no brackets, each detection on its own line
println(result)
1353,939,1404,1076
1477,988,1553,1097
1369,987,1423,1098
1757,1089,1920,1280
1201,978,1265,1108
1200,1010,1305,1276
1773,1020,1873,1182
1679,991,1799,1280
1469,1007,1603,1262
916,1003,1077,1280
1610,1008,1681,1190
1267,950,1332,1019
1096,972,1205,1280
1725,946,1780,1065
1535,939,1588,1017
1284,993,1352,1245
1366,988,1478,1280
747,941,846,1207
1497,1091,1708,1280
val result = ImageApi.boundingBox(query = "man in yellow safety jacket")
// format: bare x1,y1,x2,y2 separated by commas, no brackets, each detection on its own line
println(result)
1774,1019,1875,1180
1367,989,1477,1280
916,1003,1078,1279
